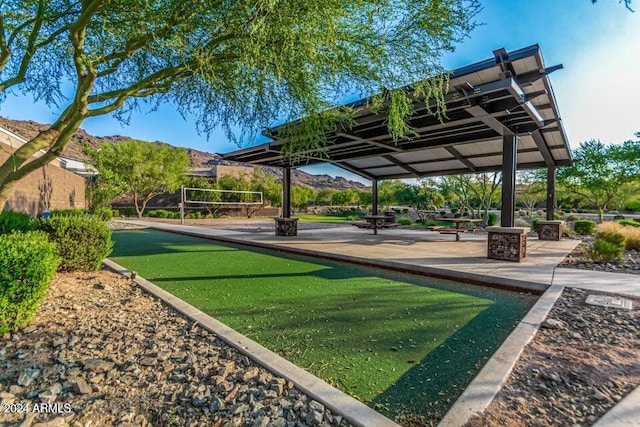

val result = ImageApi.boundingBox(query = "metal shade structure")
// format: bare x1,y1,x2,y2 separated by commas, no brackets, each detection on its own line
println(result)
223,45,571,180
223,44,572,227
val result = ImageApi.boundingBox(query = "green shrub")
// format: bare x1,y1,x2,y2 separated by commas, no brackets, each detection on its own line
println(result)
618,219,640,228
634,218,640,224
111,209,120,217
0,232,60,334
613,214,625,220
0,211,36,234
565,214,581,221
397,217,412,225
38,216,113,272
574,220,597,235
589,239,624,263
439,210,446,216
514,218,530,228
192,211,202,219
595,230,626,248
51,208,86,217
487,212,498,226
121,207,136,216
92,207,113,221
554,211,565,219
532,218,542,233
173,212,182,219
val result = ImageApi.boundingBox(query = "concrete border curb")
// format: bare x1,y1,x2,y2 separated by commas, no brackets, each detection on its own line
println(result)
437,284,564,427
593,385,640,427
103,259,400,427
132,222,548,295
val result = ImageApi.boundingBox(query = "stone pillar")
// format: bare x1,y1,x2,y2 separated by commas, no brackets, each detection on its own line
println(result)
501,135,518,227
537,220,563,241
487,226,529,262
275,217,298,236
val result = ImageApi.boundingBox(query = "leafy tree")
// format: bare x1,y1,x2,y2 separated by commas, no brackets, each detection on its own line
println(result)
0,0,480,211
438,173,500,224
331,189,359,208
316,188,338,206
86,140,189,218
251,169,281,208
378,180,407,207
291,187,316,212
516,170,546,215
557,138,640,222
184,176,222,216
357,189,372,208
86,169,127,212
394,182,444,222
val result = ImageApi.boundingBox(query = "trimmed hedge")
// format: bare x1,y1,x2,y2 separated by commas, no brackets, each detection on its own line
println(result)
574,220,597,235
618,219,640,228
38,216,113,272
0,211,36,234
0,232,60,334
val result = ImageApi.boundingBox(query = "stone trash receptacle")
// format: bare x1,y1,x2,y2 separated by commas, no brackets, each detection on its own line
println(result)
536,220,564,241
486,226,530,262
274,217,298,236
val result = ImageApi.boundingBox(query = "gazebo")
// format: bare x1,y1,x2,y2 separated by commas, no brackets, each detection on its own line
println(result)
223,45,572,261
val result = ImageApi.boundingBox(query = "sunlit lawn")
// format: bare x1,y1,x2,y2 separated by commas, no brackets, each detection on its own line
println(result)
110,230,535,422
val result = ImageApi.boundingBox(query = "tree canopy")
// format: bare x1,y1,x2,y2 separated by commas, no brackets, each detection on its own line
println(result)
86,139,189,217
557,138,640,221
0,0,480,211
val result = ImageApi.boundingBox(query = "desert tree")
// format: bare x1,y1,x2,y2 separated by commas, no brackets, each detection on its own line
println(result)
0,0,480,211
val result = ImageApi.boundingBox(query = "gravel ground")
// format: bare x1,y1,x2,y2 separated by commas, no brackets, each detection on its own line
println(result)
466,288,640,427
0,271,349,427
560,236,640,275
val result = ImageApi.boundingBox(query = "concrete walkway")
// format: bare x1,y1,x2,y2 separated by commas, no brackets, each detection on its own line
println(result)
117,220,638,295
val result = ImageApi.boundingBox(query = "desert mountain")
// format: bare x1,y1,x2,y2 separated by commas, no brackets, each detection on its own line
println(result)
0,116,367,190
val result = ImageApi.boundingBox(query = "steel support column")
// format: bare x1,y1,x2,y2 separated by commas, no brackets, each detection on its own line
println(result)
282,167,291,218
501,135,518,227
546,166,556,221
371,179,378,215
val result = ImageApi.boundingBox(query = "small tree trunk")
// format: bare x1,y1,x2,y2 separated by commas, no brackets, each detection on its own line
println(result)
133,192,142,218
0,182,16,212
598,207,604,223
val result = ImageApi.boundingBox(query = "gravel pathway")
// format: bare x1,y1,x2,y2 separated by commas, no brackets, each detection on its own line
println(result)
0,271,349,427
466,288,640,427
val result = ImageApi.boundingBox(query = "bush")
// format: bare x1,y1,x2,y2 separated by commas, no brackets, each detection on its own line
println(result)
613,214,625,220
518,209,528,217
450,208,458,214
553,211,564,220
536,209,545,217
0,211,36,234
574,220,597,235
38,216,113,272
0,232,60,334
397,217,412,225
565,214,581,221
634,218,640,224
121,207,136,216
595,230,626,248
589,239,624,263
51,208,86,217
597,221,640,251
111,209,120,218
514,218,530,228
439,210,446,216
92,207,113,221
618,219,640,228
531,218,542,232
487,212,498,226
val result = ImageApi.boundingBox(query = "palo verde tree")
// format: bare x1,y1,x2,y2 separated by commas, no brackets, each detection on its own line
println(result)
0,0,480,211
86,140,189,218
557,137,640,222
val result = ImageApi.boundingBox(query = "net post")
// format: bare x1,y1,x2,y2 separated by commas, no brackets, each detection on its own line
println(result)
180,185,185,225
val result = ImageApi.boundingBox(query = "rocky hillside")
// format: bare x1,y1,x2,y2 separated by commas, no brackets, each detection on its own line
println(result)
0,117,366,190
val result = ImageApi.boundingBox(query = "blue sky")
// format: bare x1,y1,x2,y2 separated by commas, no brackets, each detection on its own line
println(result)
0,1,638,183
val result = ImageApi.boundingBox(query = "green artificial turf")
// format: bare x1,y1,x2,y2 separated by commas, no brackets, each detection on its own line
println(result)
110,230,535,422
295,212,366,223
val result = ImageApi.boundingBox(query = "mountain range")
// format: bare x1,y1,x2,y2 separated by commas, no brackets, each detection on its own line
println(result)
0,116,367,190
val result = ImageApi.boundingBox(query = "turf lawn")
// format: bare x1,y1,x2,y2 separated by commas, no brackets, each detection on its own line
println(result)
294,212,366,223
110,230,535,422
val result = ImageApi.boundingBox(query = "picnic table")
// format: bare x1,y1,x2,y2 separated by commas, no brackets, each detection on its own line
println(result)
434,217,483,241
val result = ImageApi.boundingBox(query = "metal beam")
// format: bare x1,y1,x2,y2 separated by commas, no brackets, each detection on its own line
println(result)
282,167,291,218
515,64,564,85
334,161,377,180
382,155,421,176
336,132,403,152
501,135,518,227
546,166,556,221
444,146,477,172
465,104,514,136
372,179,379,215
531,130,555,168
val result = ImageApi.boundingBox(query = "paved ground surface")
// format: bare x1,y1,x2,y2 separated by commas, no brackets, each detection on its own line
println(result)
119,220,640,297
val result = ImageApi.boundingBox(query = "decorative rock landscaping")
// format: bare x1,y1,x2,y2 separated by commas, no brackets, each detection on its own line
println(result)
466,288,640,427
0,271,348,427
560,236,640,275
